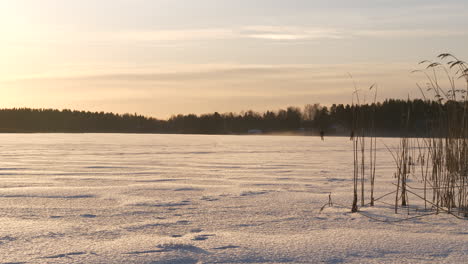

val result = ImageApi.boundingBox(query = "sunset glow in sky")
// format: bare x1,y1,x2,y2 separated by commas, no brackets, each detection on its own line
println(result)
1,0,467,118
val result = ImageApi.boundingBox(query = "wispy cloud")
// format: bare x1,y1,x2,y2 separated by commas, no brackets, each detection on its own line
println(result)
9,63,415,86
113,26,345,42
355,29,467,38
240,26,345,40
3,25,466,47
114,26,468,43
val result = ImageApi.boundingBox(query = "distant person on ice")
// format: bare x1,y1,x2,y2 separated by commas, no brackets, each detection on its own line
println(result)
320,130,325,141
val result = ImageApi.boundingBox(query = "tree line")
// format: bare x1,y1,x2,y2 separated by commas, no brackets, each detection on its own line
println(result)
0,99,463,136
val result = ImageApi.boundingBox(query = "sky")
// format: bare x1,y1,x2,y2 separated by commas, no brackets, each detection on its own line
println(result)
0,0,467,118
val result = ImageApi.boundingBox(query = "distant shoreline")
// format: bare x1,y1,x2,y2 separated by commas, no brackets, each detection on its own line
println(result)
0,99,458,138
0,131,430,139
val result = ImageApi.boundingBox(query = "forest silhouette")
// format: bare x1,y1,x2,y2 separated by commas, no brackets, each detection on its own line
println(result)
0,99,460,137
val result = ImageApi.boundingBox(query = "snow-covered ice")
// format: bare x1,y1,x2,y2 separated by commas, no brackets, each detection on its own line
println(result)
0,134,466,263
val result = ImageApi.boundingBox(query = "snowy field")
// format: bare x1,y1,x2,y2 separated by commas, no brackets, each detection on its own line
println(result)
0,134,466,264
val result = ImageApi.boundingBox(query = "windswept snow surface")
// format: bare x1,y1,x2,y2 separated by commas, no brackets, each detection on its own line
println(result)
0,134,466,263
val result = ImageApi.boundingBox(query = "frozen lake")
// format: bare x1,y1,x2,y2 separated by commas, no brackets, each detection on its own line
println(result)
0,134,466,263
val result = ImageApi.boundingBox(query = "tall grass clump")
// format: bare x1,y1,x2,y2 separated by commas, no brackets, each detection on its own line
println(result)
354,53,468,218
348,54,468,218
413,53,468,217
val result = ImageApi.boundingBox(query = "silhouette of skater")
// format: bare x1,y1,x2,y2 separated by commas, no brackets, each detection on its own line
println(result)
320,130,325,141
